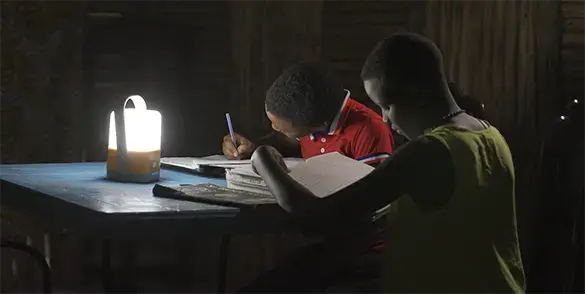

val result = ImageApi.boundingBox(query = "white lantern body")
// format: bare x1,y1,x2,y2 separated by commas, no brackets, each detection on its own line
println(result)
106,95,162,183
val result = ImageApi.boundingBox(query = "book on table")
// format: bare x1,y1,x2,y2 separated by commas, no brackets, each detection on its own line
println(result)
226,152,374,197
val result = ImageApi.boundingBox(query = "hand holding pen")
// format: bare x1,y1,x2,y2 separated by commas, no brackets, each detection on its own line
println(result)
222,113,256,160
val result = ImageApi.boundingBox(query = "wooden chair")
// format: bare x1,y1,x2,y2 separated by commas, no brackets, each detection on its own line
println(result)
1,238,52,293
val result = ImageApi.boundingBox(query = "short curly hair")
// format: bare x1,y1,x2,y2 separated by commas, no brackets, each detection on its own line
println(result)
265,62,346,127
361,33,445,106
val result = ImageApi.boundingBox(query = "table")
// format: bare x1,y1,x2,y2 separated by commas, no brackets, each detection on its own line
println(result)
1,163,297,292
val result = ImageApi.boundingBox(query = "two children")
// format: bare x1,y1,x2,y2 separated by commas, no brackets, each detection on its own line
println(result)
249,33,526,293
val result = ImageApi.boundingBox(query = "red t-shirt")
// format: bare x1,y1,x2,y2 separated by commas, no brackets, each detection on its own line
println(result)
298,91,394,165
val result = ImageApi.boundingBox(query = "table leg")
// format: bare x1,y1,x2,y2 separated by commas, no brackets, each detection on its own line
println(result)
100,239,114,292
43,233,51,268
101,239,137,294
217,235,232,293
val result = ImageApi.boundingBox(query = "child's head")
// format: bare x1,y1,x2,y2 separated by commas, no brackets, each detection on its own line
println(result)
361,33,454,139
265,62,346,139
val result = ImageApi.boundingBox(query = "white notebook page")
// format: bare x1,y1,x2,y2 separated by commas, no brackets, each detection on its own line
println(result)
289,152,374,198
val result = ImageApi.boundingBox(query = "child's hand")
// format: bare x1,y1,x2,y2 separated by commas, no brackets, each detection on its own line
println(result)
222,133,255,159
251,146,288,175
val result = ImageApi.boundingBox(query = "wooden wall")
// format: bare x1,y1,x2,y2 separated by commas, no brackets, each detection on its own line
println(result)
424,0,563,143
322,1,424,106
561,0,584,101
1,1,86,163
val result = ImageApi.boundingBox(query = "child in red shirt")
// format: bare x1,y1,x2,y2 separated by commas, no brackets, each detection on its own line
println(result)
222,62,394,165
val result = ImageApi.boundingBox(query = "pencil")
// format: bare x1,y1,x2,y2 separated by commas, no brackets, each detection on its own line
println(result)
225,113,237,148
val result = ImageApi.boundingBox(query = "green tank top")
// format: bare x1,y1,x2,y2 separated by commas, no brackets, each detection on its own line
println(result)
382,124,526,293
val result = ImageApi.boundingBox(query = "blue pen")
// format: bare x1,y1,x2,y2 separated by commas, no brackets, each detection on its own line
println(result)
225,113,238,149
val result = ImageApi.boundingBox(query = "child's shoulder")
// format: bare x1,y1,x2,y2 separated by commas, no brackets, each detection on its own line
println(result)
344,100,388,132
386,136,452,171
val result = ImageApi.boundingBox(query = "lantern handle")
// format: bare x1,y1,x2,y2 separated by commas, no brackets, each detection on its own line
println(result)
124,95,148,110
114,95,147,175
114,106,128,173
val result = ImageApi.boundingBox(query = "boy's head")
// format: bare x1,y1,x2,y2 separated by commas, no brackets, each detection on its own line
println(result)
361,33,453,139
265,62,346,139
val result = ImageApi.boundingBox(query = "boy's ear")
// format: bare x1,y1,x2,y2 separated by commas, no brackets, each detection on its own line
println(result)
374,76,391,108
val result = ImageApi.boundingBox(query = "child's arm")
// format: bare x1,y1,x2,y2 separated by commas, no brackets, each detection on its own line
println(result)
252,136,454,228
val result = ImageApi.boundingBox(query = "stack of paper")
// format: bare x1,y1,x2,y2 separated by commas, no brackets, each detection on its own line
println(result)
161,155,303,171
226,152,375,198
225,159,304,195
161,155,253,170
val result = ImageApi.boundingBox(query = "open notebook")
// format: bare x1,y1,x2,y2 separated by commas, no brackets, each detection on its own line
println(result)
226,152,375,198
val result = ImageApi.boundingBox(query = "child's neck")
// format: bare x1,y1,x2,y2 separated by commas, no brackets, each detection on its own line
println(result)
310,123,330,136
413,93,460,136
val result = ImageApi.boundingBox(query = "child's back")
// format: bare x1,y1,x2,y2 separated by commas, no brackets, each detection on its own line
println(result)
382,124,526,293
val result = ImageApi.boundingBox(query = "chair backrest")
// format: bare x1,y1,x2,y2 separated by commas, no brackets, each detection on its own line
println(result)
1,239,52,293
526,98,583,293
